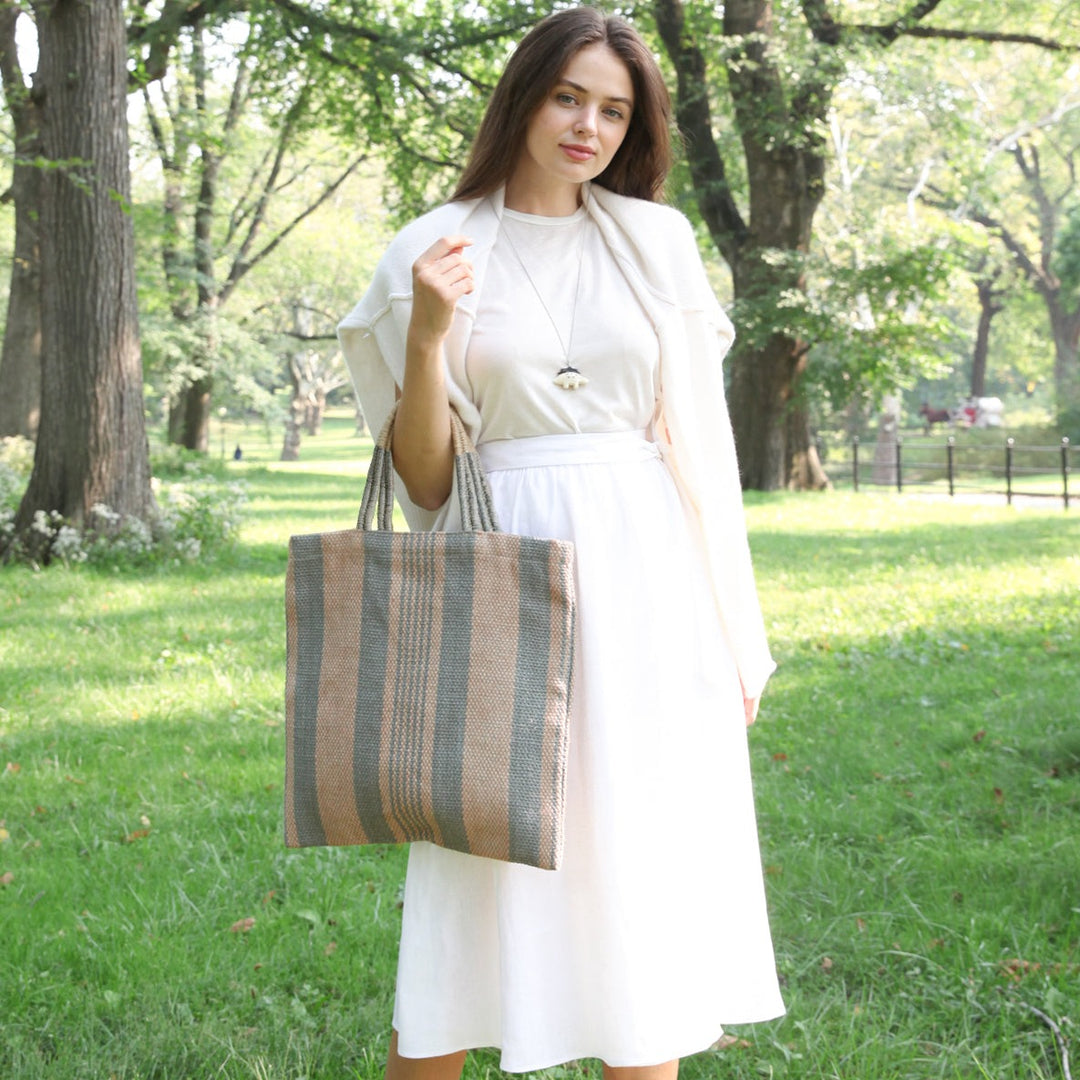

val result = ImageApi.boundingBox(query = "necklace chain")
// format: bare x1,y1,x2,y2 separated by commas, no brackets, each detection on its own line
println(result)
498,202,590,390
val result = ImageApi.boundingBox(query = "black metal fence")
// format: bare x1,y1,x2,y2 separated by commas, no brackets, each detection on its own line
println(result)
819,436,1073,508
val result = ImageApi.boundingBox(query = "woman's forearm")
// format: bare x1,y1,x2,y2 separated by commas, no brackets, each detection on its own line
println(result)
392,327,454,511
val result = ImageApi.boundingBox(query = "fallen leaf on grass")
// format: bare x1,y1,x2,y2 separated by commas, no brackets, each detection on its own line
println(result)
0,828,9,843
973,729,986,743
324,941,338,956
1000,958,1041,981
0,871,13,886
65,775,85,785
856,918,867,932
123,829,151,843
821,956,834,972
993,788,1004,804
712,1035,752,1050
772,752,788,762
5,762,20,774
230,918,256,933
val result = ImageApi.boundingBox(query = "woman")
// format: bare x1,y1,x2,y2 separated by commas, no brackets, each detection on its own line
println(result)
338,7,784,1077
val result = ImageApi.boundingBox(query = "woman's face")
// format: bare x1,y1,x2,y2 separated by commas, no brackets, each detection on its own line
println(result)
512,43,634,201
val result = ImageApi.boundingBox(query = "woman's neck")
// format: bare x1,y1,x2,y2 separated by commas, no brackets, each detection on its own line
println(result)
503,174,583,217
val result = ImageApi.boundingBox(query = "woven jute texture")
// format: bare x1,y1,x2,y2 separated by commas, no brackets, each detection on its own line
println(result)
284,409,576,871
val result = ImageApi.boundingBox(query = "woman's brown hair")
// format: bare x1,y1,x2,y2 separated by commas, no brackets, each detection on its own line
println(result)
451,7,673,203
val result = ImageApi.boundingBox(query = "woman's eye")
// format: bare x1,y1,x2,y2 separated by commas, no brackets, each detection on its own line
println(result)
556,92,577,105
603,107,625,120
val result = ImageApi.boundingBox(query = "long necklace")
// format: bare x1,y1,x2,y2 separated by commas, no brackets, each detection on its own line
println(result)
498,207,589,391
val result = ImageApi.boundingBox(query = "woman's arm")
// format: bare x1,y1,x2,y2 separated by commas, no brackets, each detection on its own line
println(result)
392,234,474,511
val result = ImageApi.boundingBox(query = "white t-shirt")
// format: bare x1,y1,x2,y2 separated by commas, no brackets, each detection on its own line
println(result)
457,205,660,442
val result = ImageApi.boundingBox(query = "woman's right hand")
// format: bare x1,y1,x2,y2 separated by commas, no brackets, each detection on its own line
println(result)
408,235,474,350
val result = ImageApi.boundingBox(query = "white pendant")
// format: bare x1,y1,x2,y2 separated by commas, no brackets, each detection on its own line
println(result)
554,365,588,391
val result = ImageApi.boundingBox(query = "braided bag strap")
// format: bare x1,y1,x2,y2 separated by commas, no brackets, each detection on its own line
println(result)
356,404,501,533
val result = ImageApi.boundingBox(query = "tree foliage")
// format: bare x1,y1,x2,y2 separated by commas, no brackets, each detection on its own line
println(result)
4,0,1080,538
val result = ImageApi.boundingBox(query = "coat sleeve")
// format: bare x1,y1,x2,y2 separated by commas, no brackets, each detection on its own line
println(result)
653,216,776,701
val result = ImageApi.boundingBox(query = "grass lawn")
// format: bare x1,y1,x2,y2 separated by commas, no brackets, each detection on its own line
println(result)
1,415,1078,1079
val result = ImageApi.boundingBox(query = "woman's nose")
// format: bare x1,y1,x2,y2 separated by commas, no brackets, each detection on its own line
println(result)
574,106,598,135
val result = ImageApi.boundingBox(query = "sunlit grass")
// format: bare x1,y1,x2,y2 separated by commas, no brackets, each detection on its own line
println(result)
1,436,1078,1079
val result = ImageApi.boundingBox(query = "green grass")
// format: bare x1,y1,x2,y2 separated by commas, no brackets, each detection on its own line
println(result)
2,417,1078,1079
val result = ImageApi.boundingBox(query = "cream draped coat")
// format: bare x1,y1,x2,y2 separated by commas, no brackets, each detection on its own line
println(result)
337,183,776,700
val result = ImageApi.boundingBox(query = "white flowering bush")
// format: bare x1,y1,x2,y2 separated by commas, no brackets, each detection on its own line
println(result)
156,473,247,553
0,437,35,552
0,446,247,567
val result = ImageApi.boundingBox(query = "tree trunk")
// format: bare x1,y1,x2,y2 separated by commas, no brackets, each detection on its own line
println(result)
178,376,212,452
785,402,830,491
872,394,900,487
654,0,832,490
14,0,153,546
0,8,43,439
167,399,185,444
1048,304,1080,420
281,358,305,461
971,275,1004,399
304,387,326,435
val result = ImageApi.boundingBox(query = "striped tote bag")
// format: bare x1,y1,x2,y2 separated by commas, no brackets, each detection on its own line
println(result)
284,407,576,871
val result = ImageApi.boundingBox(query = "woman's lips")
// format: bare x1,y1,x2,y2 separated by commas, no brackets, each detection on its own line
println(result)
561,144,596,163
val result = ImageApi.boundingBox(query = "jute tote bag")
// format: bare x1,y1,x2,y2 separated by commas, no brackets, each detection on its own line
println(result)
284,407,576,871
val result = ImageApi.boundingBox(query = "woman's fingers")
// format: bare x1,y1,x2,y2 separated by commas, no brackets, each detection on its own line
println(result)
414,235,475,292
410,237,475,344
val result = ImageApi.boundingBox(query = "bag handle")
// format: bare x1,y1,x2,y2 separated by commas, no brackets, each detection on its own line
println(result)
356,404,501,533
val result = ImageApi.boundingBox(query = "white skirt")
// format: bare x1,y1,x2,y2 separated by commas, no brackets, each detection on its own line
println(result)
392,430,784,1072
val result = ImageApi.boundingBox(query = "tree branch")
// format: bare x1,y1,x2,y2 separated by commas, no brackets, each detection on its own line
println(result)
850,24,1078,51
278,330,341,343
967,209,1053,298
801,0,841,45
219,154,366,305
653,0,747,267
224,144,276,250
222,52,252,142
1009,144,1059,279
268,0,536,60
128,0,235,88
141,87,172,166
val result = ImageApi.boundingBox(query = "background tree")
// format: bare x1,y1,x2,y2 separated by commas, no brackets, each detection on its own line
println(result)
961,136,1080,424
651,0,1077,489
0,3,41,439
905,41,1080,426
971,262,1006,399
137,15,365,450
11,0,153,554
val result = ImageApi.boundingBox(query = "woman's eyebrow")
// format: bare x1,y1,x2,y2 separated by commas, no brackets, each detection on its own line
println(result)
558,77,634,107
